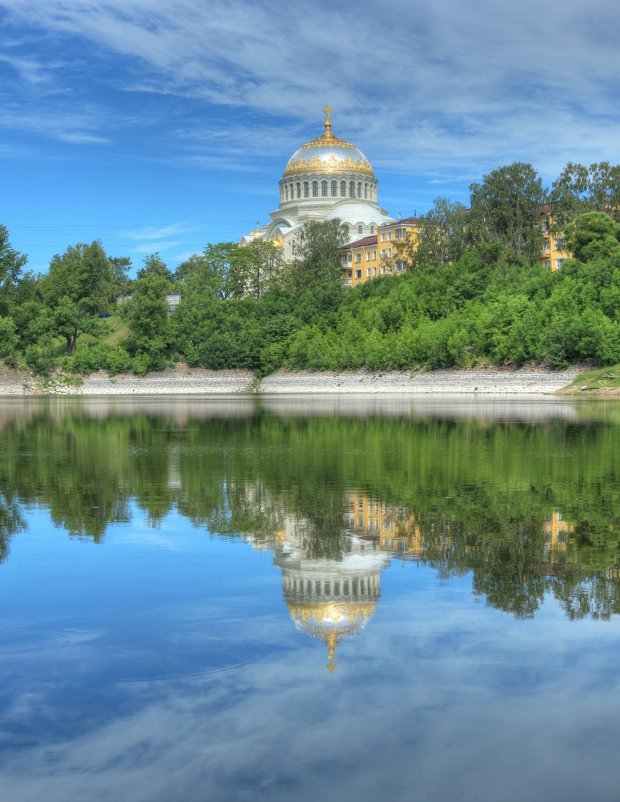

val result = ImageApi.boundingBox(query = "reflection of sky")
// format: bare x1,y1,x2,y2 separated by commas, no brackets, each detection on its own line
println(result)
1,508,620,802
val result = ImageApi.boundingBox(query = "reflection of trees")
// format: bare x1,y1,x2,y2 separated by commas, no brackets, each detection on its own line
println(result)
0,409,619,619
0,492,25,563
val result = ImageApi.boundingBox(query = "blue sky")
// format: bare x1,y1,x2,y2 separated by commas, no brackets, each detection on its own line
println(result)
1,0,619,275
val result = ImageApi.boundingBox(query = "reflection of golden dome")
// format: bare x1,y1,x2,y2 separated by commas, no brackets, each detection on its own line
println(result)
288,600,377,672
283,107,374,177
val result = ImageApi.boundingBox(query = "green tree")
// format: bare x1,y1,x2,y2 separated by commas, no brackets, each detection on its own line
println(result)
469,163,547,264
44,241,118,355
412,198,469,268
125,269,172,371
176,243,235,300
0,225,28,316
137,252,173,282
565,211,620,262
550,161,620,229
226,240,285,300
290,219,348,291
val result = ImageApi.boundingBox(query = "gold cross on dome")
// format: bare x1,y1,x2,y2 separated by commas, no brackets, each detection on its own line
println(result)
323,105,333,134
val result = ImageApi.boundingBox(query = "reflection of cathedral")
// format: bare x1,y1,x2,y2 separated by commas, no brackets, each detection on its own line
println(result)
275,526,390,672
241,107,392,260
243,490,577,667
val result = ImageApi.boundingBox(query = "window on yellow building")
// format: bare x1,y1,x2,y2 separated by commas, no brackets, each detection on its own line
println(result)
355,253,361,262
543,239,550,251
356,269,362,279
555,258,565,269
556,238,567,250
543,258,551,269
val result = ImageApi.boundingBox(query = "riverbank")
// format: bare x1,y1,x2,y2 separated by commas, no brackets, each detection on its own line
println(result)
0,364,588,396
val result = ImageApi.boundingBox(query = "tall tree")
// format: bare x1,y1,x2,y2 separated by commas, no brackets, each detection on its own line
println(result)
137,252,173,282
291,219,348,291
0,225,28,316
469,163,547,264
125,270,172,371
227,240,285,300
411,199,469,268
550,161,620,229
44,241,117,355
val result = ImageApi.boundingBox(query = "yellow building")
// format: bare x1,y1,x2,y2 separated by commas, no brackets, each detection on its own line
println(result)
341,216,421,287
539,207,571,270
341,234,379,287
378,216,422,275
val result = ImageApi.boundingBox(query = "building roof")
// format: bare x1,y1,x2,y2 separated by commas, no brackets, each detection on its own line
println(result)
381,216,420,226
341,235,378,250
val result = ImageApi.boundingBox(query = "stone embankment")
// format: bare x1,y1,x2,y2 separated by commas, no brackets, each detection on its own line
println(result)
0,364,584,396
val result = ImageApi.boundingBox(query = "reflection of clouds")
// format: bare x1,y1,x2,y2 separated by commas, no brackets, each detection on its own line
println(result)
2,584,620,802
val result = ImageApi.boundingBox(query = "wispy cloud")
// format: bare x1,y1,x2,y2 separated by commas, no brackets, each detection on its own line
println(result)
1,0,619,179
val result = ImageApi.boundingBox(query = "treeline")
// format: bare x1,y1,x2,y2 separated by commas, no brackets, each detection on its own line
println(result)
2,160,620,374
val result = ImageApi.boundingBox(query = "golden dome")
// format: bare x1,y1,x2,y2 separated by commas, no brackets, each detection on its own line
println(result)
283,107,374,177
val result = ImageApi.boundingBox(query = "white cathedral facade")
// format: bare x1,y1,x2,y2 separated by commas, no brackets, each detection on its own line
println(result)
241,107,392,259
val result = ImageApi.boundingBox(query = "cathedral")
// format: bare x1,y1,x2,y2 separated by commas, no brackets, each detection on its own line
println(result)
241,107,392,259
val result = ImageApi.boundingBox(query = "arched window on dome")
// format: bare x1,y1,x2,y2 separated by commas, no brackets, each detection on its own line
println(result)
349,180,355,198
357,224,363,235
321,180,328,197
344,225,350,237
303,181,309,198
331,180,337,197
357,182,362,198
370,224,375,235
295,182,301,199
289,182,294,200
312,181,318,197
364,183,368,199
340,180,346,197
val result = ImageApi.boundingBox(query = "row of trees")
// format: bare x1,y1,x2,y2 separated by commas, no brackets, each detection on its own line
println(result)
1,159,619,375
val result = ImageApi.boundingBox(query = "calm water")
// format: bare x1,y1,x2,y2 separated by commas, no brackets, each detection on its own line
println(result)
1,396,620,802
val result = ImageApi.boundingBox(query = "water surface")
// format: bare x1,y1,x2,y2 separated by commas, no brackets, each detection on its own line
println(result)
1,396,620,801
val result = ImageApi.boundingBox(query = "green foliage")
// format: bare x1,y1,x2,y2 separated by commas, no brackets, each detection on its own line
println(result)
469,163,547,264
290,219,348,292
125,271,171,371
0,226,28,316
413,197,469,268
43,241,119,355
565,212,620,262
550,161,620,228
70,342,132,375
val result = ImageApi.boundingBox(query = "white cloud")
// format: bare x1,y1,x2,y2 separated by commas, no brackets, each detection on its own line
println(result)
1,0,619,181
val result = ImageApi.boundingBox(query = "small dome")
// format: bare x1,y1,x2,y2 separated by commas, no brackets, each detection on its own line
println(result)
283,108,374,177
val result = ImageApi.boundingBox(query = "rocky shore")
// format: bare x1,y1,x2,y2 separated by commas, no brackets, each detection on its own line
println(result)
0,364,585,396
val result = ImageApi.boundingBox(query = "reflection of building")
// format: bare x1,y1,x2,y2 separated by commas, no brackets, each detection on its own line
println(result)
274,520,390,671
242,107,392,260
544,510,574,560
345,493,424,557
